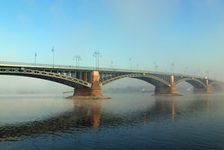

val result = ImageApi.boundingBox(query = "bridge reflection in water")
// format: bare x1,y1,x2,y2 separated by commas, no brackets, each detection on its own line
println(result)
73,100,101,128
0,95,215,141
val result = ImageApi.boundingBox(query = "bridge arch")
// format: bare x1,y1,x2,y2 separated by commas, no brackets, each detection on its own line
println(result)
101,74,170,87
0,69,91,88
175,78,206,89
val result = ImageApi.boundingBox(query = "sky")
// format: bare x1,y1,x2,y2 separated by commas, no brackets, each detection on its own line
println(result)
0,0,224,81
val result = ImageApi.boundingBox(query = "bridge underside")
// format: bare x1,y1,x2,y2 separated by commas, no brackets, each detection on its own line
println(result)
102,75,224,95
0,69,105,97
0,72,90,89
133,77,178,95
185,80,205,89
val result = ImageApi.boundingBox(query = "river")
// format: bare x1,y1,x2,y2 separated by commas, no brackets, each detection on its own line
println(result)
0,92,224,150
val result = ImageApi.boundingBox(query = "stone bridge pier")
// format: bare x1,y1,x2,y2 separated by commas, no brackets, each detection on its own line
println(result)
204,78,212,93
155,75,178,95
74,71,102,97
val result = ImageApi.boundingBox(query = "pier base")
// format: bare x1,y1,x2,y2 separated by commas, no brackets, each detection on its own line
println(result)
155,86,181,96
206,85,213,93
71,71,110,99
74,81,102,97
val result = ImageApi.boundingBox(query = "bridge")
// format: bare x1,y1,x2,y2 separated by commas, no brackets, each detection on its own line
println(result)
0,61,223,96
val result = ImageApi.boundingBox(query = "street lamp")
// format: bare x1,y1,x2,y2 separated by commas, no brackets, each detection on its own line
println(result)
171,63,175,75
93,51,101,70
154,62,158,72
74,55,81,68
51,47,55,68
34,52,37,65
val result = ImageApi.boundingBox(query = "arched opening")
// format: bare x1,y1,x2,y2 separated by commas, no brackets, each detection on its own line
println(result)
176,78,207,94
176,78,206,89
0,75,73,95
103,77,155,94
176,81,194,94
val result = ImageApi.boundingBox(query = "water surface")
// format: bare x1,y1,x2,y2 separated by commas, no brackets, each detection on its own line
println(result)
0,93,224,150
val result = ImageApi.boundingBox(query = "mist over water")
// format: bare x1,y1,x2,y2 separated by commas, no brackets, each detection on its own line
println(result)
0,91,224,150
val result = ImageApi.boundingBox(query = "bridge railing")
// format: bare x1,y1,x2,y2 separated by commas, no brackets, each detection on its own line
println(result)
0,61,162,74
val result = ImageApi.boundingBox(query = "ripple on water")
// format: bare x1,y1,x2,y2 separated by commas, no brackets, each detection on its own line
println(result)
1,93,224,150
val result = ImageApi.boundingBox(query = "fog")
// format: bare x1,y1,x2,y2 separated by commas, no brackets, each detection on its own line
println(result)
0,75,195,95
0,76,72,94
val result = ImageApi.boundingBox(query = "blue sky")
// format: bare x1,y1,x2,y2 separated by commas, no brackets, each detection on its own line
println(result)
0,0,224,80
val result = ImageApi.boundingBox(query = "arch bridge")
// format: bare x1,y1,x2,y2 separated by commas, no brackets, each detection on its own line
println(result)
0,62,223,96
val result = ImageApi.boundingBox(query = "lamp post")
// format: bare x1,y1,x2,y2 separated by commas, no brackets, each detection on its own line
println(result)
93,51,101,70
171,63,175,75
34,52,37,65
154,62,158,72
51,47,55,68
74,55,81,68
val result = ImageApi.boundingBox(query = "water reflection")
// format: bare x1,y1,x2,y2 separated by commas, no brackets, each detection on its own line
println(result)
0,99,103,141
0,94,220,141
151,96,177,121
72,100,101,128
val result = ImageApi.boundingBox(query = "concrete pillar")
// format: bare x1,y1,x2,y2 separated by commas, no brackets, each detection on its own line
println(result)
169,75,177,94
76,72,81,79
206,85,213,93
155,86,177,95
87,72,91,82
71,72,76,78
79,72,82,80
83,72,88,81
204,78,212,93
90,71,102,96
74,71,102,97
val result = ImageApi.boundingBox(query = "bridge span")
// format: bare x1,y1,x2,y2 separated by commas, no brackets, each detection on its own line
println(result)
0,61,223,96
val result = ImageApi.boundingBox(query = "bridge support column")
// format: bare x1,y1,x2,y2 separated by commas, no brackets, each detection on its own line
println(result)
204,79,213,93
74,71,102,97
206,85,213,93
155,85,177,95
155,75,179,95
